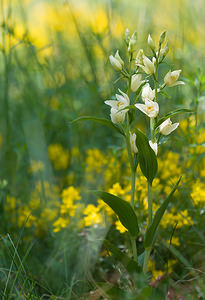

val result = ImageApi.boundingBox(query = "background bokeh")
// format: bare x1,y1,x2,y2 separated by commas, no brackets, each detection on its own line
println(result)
0,0,205,299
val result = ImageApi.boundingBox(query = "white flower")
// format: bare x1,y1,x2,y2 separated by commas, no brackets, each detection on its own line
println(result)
164,70,184,87
135,99,159,118
129,131,138,153
110,108,126,124
149,141,158,155
141,83,155,102
131,74,145,92
137,55,154,74
109,50,124,71
159,118,179,135
105,89,130,124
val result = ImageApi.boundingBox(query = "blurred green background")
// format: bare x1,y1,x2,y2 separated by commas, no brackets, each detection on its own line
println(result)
0,0,205,299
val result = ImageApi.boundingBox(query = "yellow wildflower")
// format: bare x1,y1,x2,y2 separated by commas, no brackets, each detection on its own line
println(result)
115,220,127,234
48,144,69,170
83,204,103,227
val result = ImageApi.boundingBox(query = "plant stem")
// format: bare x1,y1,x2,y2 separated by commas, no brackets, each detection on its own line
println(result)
148,182,152,224
126,69,138,261
131,236,137,261
143,247,151,274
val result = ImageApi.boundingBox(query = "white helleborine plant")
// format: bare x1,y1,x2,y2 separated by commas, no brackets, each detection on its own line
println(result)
109,50,124,71
164,70,184,87
141,83,155,102
149,141,158,155
159,118,179,135
129,131,138,153
131,74,145,92
105,89,130,124
135,99,159,118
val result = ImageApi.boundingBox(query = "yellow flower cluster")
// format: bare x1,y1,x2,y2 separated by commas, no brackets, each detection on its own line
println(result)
191,179,205,206
161,208,194,229
48,144,69,170
115,220,127,234
29,160,45,174
85,149,122,186
83,204,103,227
148,258,177,281
53,186,81,233
5,181,59,234
166,236,180,247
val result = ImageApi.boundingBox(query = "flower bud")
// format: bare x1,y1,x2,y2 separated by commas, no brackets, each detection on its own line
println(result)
159,118,179,135
159,31,166,46
129,131,138,153
125,28,130,45
161,42,169,57
141,83,155,102
148,34,155,50
164,70,184,87
110,108,126,124
149,141,158,155
131,74,145,92
128,31,137,52
135,49,144,65
142,55,154,74
109,50,124,71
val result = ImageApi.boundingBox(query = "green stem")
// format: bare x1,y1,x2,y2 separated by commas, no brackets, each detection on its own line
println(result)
131,170,136,208
143,247,151,274
126,71,138,261
148,182,152,224
131,236,137,262
150,118,155,143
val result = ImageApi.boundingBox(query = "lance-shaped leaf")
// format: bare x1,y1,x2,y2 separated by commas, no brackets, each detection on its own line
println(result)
71,116,125,136
104,240,141,274
155,108,193,129
135,129,158,185
92,191,139,237
97,283,134,300
144,177,181,248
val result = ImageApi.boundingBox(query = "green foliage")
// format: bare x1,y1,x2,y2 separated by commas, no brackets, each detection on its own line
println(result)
135,129,158,185
104,240,141,274
92,191,139,237
144,177,181,248
71,116,125,136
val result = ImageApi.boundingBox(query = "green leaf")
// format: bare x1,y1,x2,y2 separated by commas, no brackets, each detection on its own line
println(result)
71,116,125,136
159,90,171,98
162,241,192,269
144,177,181,248
92,191,139,237
135,129,158,185
104,240,141,274
155,109,193,129
97,282,134,300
